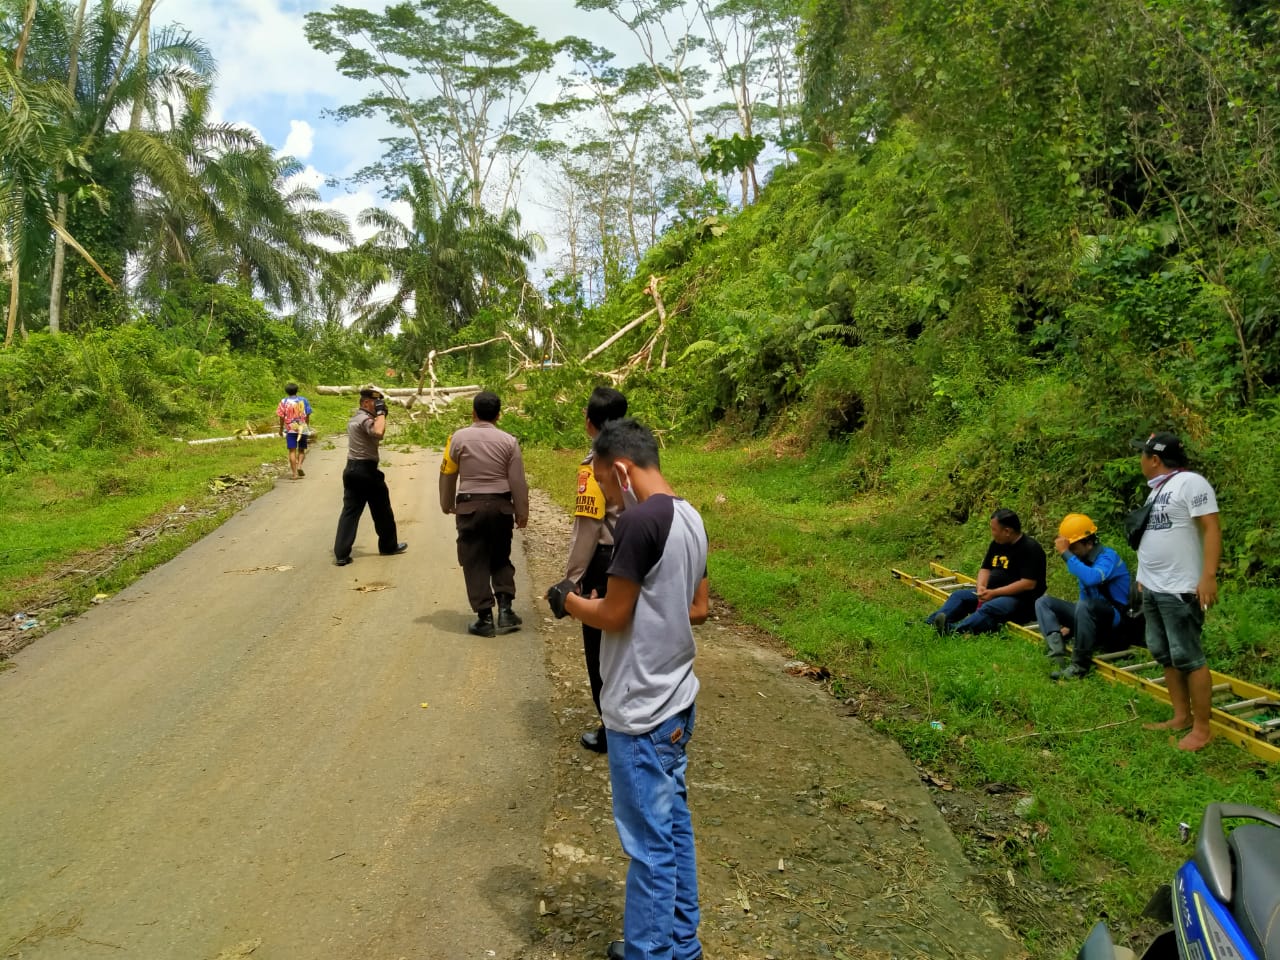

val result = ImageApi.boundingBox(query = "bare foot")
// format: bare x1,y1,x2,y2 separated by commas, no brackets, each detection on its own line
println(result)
1144,718,1190,731
1175,730,1212,752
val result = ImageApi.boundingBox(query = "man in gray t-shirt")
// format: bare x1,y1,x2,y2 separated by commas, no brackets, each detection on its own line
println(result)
548,418,709,960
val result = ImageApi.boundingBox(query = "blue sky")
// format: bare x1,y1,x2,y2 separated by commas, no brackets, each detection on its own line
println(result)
156,0,637,247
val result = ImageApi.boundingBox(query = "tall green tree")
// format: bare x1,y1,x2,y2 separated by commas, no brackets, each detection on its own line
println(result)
50,0,216,332
558,39,699,269
693,0,803,201
573,0,711,159
305,0,558,213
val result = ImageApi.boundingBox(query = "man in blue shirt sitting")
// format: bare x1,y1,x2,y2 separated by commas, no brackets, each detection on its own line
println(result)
1036,513,1131,680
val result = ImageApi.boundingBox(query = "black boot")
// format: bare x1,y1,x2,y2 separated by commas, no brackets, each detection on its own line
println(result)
468,608,496,637
496,594,522,634
580,725,607,753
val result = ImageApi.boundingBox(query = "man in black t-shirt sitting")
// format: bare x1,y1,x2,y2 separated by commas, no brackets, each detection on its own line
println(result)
925,508,1047,635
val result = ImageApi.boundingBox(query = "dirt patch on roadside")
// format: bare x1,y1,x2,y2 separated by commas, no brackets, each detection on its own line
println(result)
516,489,1029,960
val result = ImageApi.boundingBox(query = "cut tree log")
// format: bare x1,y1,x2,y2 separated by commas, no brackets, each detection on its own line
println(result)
187,433,278,447
315,385,481,397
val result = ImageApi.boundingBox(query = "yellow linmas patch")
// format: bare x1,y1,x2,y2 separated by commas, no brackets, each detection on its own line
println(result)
573,465,606,520
440,433,459,475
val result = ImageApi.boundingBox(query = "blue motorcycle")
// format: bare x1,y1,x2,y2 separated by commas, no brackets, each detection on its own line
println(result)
1078,803,1280,960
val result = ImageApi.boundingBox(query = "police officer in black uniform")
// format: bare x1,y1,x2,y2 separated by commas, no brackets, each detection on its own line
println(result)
333,386,408,566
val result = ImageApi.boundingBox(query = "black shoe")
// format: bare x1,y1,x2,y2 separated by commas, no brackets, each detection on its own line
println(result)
380,542,408,555
496,596,522,634
468,609,496,637
580,726,607,753
334,556,352,566
931,616,950,637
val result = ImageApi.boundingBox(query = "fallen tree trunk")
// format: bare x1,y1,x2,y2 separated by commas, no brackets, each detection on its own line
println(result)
315,384,481,397
582,308,657,363
419,334,533,395
187,433,278,447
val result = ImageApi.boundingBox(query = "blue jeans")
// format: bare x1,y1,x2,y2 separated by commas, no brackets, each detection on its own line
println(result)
926,588,1023,634
607,705,701,960
1035,595,1116,665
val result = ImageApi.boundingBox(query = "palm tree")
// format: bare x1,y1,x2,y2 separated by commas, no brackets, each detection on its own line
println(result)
2,0,78,344
48,2,216,331
200,147,352,310
350,167,538,362
129,91,351,313
0,0,216,339
46,0,215,332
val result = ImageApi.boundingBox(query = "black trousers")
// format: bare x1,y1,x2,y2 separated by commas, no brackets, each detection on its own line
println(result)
455,503,516,611
581,544,612,717
334,460,399,560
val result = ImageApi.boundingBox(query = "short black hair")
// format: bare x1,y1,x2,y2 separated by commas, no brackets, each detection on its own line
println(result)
285,382,299,395
586,386,627,429
593,417,660,469
990,508,1021,533
473,390,501,422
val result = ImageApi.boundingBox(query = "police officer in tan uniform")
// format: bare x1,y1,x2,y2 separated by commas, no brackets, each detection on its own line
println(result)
333,385,407,566
562,387,627,752
439,391,530,636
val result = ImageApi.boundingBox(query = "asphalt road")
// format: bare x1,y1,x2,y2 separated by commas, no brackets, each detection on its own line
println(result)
0,436,552,960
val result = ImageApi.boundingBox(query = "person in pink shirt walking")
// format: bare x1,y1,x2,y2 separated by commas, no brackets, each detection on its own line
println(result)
276,382,312,480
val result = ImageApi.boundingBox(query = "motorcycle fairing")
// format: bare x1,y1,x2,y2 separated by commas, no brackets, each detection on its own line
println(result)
1173,860,1260,960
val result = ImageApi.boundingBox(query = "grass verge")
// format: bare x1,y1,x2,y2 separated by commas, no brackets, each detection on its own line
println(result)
0,393,355,642
524,440,1280,960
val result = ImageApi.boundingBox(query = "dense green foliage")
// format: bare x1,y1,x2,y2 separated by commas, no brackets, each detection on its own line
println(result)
526,0,1280,583
0,318,383,472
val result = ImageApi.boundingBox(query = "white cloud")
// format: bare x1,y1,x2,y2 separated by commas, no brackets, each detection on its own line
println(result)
160,1,368,110
281,120,315,160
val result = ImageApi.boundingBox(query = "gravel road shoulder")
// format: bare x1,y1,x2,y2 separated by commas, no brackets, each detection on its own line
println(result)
517,489,1027,960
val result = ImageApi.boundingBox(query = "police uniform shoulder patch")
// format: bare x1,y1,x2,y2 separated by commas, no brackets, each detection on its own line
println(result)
440,433,459,475
573,464,606,520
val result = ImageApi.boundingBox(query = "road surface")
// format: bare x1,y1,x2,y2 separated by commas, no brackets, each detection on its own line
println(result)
1,437,551,959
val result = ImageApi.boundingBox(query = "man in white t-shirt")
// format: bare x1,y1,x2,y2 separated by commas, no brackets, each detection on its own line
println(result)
1133,432,1221,752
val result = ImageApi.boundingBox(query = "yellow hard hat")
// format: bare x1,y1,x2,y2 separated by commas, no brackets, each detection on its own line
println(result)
1058,513,1098,544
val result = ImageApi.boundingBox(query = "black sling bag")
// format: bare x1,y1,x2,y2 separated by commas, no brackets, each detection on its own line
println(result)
1123,471,1179,550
